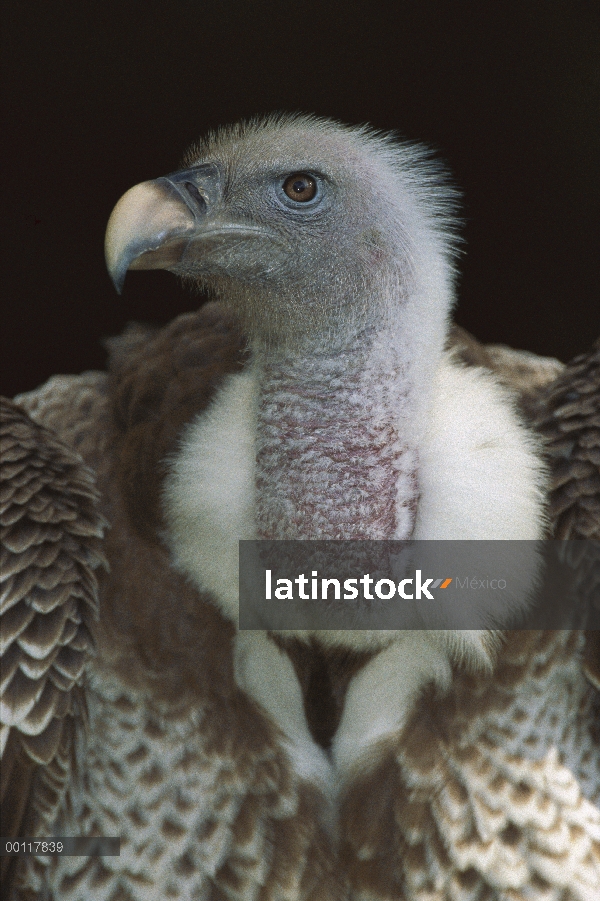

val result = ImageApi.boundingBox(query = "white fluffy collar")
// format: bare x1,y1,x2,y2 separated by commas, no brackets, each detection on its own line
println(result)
163,350,546,662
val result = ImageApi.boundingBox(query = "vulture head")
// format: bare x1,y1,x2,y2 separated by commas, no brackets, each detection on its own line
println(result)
106,114,457,359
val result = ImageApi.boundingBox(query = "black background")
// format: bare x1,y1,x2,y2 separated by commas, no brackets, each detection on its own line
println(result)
3,2,599,397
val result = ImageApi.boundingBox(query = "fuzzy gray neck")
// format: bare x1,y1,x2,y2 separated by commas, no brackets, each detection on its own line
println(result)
254,323,421,540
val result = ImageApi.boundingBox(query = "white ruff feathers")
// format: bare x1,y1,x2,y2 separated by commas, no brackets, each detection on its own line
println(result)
164,350,546,649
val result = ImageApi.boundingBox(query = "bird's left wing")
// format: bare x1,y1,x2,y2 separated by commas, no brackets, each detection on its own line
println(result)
0,398,107,894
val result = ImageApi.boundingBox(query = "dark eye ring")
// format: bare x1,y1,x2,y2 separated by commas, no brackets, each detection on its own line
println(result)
282,173,317,203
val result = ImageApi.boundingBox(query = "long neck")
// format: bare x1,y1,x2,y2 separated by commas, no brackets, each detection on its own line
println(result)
254,324,423,540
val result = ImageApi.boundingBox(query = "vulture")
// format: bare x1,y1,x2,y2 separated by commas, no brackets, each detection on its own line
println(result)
1,114,599,901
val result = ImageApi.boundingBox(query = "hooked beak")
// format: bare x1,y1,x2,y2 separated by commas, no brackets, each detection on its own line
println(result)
104,163,222,294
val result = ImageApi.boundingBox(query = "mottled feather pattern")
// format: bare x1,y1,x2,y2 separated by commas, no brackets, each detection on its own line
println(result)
44,671,341,901
534,339,600,542
0,397,107,895
339,631,600,901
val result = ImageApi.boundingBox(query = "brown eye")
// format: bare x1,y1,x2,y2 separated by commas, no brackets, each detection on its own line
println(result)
283,173,317,202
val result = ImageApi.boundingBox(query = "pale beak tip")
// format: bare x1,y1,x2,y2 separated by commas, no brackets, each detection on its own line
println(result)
112,273,125,296
104,179,199,294
105,244,128,295
107,246,130,294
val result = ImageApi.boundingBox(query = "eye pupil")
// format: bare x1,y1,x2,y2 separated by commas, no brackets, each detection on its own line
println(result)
283,173,317,202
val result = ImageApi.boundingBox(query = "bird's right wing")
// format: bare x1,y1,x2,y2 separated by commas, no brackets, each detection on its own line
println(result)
533,338,600,691
0,397,107,894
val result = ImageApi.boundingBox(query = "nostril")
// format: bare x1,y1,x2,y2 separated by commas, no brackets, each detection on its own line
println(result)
184,182,207,213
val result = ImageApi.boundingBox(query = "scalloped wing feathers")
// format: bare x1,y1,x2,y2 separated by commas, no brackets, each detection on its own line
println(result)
0,397,107,894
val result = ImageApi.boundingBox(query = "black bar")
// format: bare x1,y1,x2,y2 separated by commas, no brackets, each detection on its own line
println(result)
1,838,120,856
